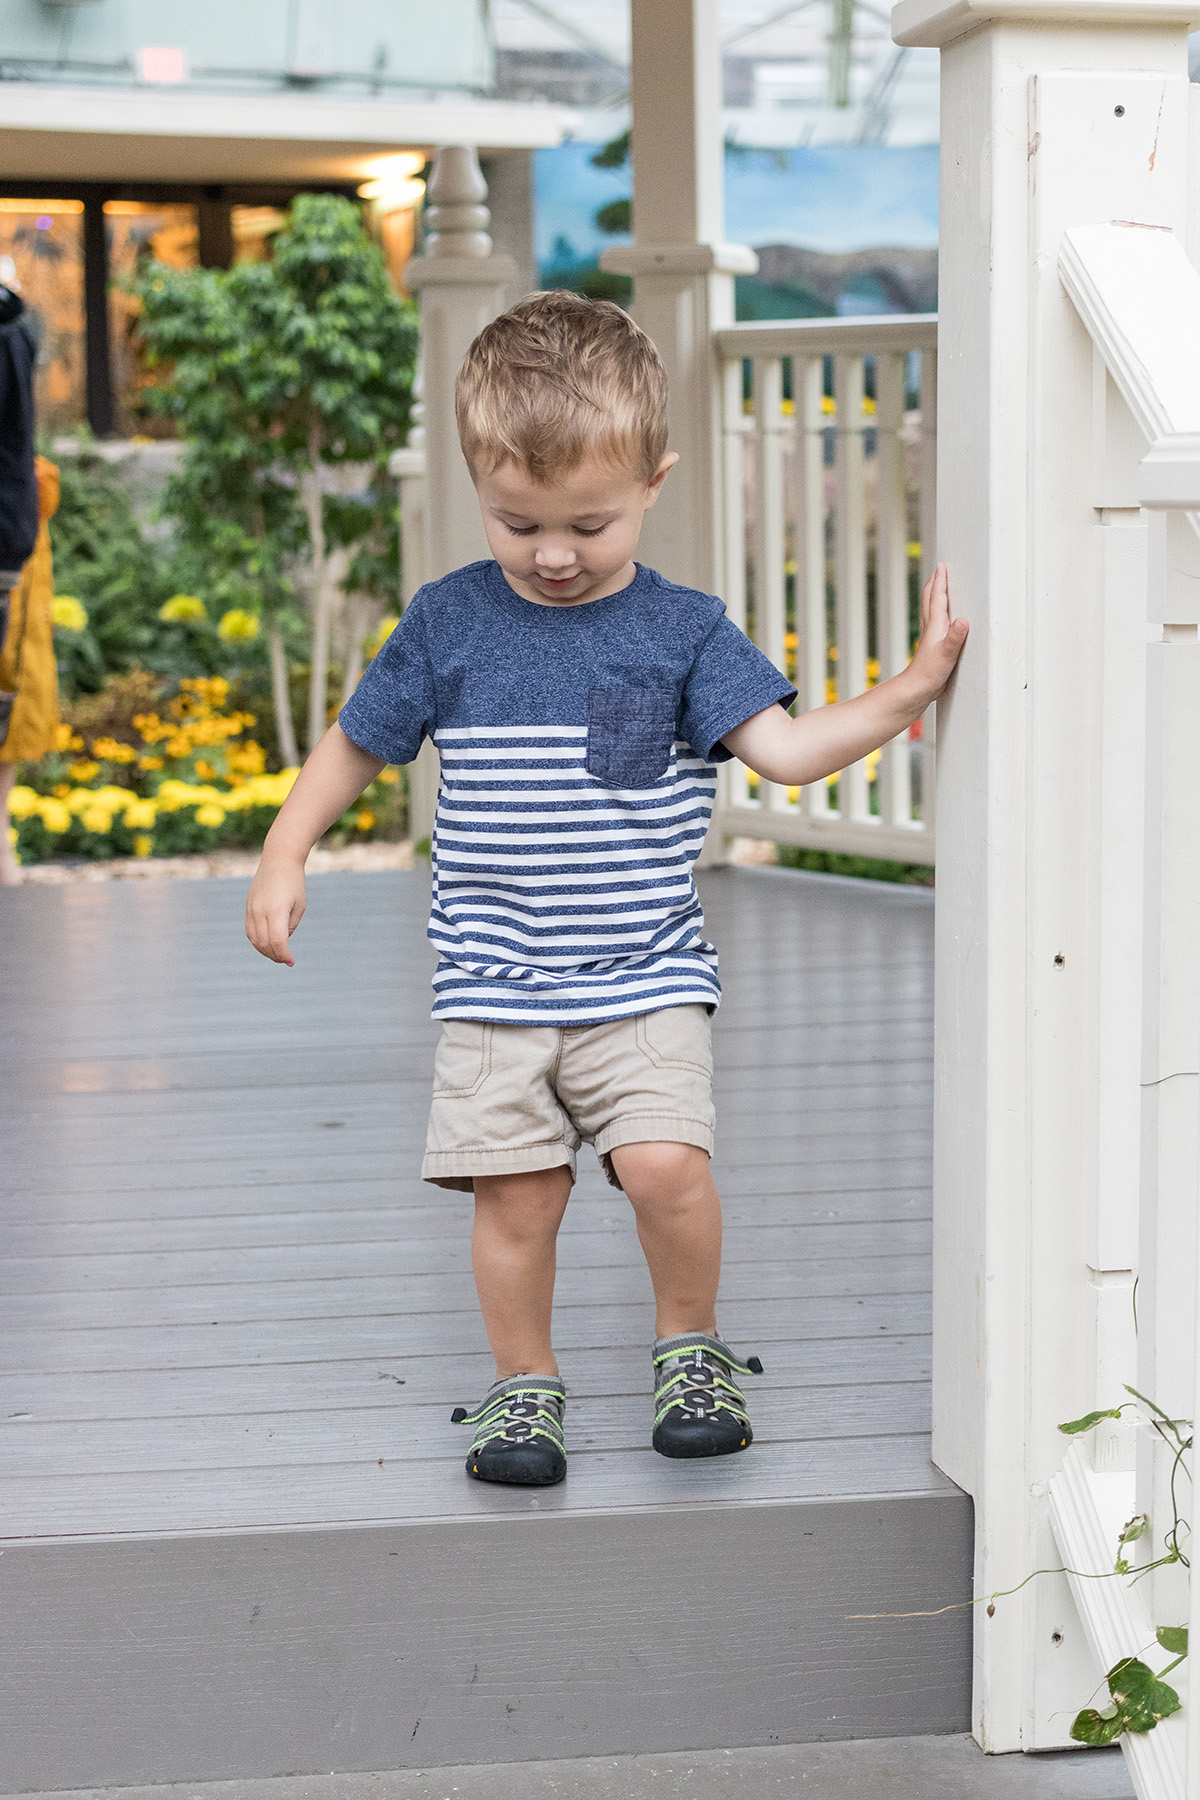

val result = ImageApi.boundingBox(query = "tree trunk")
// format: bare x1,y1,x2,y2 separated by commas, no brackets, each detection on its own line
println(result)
301,418,331,754
340,596,368,706
267,620,301,768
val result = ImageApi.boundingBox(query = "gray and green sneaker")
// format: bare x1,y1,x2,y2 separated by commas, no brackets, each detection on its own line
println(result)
652,1332,763,1459
451,1375,567,1486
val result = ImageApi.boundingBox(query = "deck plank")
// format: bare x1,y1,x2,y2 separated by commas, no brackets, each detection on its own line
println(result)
0,866,944,1542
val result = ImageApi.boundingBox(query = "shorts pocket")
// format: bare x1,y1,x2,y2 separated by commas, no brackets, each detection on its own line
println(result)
432,1021,494,1097
586,684,675,788
635,1006,712,1075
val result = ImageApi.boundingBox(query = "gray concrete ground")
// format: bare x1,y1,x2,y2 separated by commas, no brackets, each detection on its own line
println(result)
5,1736,1134,1800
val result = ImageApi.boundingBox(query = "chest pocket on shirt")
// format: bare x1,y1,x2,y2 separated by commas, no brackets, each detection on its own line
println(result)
586,684,675,788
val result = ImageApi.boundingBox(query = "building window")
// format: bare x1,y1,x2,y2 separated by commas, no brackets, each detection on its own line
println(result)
0,199,86,434
105,202,199,437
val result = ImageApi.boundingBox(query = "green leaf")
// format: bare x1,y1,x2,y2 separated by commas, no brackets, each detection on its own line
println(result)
1070,1706,1125,1747
1118,1513,1149,1547
1156,1626,1188,1657
1071,1658,1182,1744
1106,1656,1182,1732
1059,1408,1123,1435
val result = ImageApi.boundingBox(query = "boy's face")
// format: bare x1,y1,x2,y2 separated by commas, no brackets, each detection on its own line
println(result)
473,451,677,608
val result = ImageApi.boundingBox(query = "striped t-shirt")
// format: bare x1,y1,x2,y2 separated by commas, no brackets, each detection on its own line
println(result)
339,559,795,1025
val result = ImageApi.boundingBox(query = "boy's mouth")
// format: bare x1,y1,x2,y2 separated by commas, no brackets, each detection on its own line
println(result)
535,571,583,591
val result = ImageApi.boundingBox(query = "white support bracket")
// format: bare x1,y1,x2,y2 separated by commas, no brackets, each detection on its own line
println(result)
1138,434,1200,511
1059,223,1200,444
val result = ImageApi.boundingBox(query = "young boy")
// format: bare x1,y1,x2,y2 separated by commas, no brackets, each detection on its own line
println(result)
246,291,966,1490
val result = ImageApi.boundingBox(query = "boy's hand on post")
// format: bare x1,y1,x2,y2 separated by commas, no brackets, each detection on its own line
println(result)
907,562,968,706
245,853,307,967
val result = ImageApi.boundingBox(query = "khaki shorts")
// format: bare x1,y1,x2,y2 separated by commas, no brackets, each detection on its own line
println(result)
423,1004,715,1193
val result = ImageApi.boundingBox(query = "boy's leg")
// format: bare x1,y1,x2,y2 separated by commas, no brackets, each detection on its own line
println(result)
472,1164,572,1378
607,1140,721,1339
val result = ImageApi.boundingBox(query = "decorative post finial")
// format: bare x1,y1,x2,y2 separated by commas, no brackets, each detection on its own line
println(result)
421,146,493,259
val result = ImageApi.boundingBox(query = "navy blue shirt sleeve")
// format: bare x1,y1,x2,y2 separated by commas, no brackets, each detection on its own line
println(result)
338,596,436,764
678,614,797,762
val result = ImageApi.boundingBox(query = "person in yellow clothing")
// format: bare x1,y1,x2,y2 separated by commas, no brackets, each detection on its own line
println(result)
0,456,61,884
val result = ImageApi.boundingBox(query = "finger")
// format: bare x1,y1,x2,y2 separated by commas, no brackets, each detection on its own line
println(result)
268,912,295,966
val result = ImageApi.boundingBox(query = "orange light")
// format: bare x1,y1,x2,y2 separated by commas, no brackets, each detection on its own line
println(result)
0,198,83,214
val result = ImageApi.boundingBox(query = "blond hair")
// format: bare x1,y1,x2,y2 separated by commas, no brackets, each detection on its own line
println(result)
455,290,669,485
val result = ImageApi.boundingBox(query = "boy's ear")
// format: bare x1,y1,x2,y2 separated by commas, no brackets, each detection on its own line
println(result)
644,451,679,510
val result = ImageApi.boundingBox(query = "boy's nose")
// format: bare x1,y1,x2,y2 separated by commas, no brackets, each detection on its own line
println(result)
535,544,577,571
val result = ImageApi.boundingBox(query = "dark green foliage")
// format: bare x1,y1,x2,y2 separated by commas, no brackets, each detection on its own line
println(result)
48,451,173,693
132,194,419,749
591,130,631,169
776,845,934,886
595,198,631,236
1156,1626,1188,1657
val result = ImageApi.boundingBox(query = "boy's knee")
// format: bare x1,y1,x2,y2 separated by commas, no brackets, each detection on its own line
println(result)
474,1166,571,1233
612,1139,710,1207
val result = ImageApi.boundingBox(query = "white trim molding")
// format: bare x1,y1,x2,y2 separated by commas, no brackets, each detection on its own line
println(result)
1049,1445,1186,1800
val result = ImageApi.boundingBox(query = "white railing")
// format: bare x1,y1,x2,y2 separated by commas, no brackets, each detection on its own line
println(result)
711,314,938,866
394,316,940,865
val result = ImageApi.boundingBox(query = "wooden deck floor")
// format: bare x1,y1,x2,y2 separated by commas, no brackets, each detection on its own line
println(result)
1,864,945,1536
0,864,970,1786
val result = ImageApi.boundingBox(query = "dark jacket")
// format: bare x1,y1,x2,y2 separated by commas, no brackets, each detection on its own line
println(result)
0,288,39,581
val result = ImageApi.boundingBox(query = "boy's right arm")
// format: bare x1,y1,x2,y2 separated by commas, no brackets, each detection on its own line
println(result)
246,722,386,965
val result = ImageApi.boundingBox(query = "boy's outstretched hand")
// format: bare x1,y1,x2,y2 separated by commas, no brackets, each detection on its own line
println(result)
721,561,967,788
909,562,968,703
246,853,307,967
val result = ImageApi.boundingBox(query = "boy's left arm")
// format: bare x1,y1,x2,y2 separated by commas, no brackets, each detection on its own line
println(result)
723,563,967,785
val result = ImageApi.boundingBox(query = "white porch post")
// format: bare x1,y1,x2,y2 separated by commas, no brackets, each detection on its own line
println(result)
891,0,1197,1754
403,147,514,844
603,0,757,863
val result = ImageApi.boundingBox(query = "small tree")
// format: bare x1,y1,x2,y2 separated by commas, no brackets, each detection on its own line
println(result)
136,195,418,760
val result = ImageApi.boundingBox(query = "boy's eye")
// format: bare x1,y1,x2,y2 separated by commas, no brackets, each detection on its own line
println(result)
577,523,608,538
506,524,538,536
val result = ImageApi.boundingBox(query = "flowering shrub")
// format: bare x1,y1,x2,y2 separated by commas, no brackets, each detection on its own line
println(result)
7,675,403,864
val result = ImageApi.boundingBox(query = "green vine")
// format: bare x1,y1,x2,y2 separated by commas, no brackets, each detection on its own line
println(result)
1057,1387,1190,1746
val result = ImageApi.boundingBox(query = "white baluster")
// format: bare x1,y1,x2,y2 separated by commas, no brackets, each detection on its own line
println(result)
875,351,913,829
797,355,832,822
754,357,791,814
834,353,870,823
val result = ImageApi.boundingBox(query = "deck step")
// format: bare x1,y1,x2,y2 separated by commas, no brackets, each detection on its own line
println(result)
2,1486,971,1788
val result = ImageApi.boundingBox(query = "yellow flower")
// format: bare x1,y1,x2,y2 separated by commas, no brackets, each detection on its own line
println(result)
6,784,38,819
138,755,163,772
81,805,113,834
821,394,836,415
53,722,74,751
366,615,400,659
906,541,922,560
92,737,137,763
159,594,208,624
354,809,375,832
52,595,88,632
217,608,260,643
68,759,100,782
195,803,226,828
165,735,192,759
194,759,217,780
377,766,400,785
52,782,70,799
40,799,70,834
227,741,266,776
133,834,153,858
123,799,157,830
825,679,838,705
866,657,880,686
